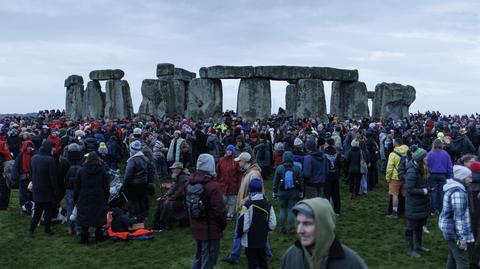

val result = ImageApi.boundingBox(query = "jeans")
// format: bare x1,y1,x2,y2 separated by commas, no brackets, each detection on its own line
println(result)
446,240,469,269
224,195,237,219
304,184,324,199
228,216,272,262
18,174,32,208
359,174,368,195
192,240,220,269
428,173,446,213
65,189,75,228
278,191,298,232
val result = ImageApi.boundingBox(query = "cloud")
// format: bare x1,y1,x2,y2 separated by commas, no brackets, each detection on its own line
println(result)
352,51,407,62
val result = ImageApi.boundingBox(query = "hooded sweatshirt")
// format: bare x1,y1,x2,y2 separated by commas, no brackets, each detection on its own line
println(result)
281,198,368,269
386,144,409,182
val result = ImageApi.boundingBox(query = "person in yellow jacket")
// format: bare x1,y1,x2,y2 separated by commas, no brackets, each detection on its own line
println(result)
386,138,409,218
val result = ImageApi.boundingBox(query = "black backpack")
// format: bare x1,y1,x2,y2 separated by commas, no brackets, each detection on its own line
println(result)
185,179,210,220
393,151,408,181
65,163,81,189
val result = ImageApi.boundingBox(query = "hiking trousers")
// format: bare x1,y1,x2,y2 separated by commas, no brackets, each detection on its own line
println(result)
192,239,220,269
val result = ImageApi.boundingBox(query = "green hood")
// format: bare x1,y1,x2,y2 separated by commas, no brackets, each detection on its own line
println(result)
282,151,294,164
298,198,336,269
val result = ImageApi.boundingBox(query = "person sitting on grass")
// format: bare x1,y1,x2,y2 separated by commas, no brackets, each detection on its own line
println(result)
281,198,368,269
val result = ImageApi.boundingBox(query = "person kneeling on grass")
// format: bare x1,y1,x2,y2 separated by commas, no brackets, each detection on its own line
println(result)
236,178,276,269
281,198,367,269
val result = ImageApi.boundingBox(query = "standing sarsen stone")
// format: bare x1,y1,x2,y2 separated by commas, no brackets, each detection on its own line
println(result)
331,81,369,119
285,84,297,117
83,81,105,119
104,80,134,119
186,78,223,120
65,75,84,120
372,82,416,120
138,79,173,118
237,78,271,121
296,79,326,119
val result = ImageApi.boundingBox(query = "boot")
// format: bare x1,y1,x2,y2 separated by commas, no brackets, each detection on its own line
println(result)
415,229,430,252
94,228,105,243
80,229,89,244
405,236,421,258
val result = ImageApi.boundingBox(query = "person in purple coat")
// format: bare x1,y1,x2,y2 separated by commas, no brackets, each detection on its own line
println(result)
426,139,453,214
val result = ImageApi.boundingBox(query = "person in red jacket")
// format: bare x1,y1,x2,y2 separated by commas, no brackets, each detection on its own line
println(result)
188,153,226,269
47,129,62,156
216,145,242,220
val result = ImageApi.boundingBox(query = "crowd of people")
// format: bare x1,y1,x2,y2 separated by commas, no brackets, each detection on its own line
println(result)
0,108,479,269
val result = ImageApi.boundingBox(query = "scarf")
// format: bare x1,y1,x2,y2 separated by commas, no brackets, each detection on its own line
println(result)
21,141,34,173
0,141,12,161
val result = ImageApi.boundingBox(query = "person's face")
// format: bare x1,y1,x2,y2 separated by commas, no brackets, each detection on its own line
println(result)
174,132,180,138
465,175,473,185
296,213,316,248
239,160,247,169
171,168,181,177
27,146,33,153
226,150,232,157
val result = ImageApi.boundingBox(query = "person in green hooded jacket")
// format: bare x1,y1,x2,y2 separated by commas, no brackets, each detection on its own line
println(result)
281,198,367,269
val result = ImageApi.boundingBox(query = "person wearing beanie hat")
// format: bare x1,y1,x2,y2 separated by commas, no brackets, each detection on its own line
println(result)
439,165,474,268
123,138,153,223
217,146,242,219
188,153,226,269
273,142,285,168
27,139,58,236
403,147,431,257
294,137,304,148
282,198,367,269
236,178,276,269
61,142,84,234
346,139,366,200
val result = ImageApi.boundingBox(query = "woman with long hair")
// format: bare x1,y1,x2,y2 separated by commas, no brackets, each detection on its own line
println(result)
404,148,431,258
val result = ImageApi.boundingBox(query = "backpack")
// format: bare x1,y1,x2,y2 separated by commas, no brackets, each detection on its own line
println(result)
393,151,408,181
65,163,81,189
3,160,16,189
185,179,209,220
280,166,298,191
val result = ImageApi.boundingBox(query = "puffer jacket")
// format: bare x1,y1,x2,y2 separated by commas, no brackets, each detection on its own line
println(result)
404,161,430,220
303,151,329,185
386,145,409,182
124,151,150,186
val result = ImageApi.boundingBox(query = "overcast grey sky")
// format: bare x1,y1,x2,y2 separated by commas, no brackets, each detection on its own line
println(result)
0,0,479,115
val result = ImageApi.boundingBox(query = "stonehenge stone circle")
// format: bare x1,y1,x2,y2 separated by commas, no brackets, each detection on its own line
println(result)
89,69,125,81
285,84,297,116
83,81,105,119
372,82,416,120
295,79,326,119
65,75,84,120
331,81,369,119
104,80,134,119
200,66,255,79
237,78,271,121
186,78,223,120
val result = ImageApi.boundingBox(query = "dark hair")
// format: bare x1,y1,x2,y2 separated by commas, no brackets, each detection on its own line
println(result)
393,138,403,146
326,138,335,146
432,139,443,151
85,151,101,165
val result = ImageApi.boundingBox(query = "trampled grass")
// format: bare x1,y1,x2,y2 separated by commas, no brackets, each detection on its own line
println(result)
0,173,447,269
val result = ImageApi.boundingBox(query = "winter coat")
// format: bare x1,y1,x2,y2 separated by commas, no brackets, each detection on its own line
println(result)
124,151,152,186
216,156,242,196
167,137,185,163
188,170,227,241
74,163,109,227
30,145,58,203
346,147,363,175
206,136,222,162
254,141,272,167
426,149,453,177
273,152,304,198
385,145,409,182
303,152,329,185
404,161,430,220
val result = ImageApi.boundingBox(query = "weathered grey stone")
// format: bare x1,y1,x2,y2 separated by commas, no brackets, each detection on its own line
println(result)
156,63,175,77
65,84,84,120
331,81,369,119
253,66,358,81
138,79,173,117
200,66,255,79
372,82,416,120
104,80,134,119
237,78,271,121
174,80,188,113
186,78,223,120
367,91,375,99
295,79,326,119
174,68,196,81
64,75,84,88
285,84,297,117
83,81,105,119
89,69,125,81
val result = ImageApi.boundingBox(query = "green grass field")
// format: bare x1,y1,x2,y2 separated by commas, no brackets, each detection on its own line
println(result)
0,173,447,269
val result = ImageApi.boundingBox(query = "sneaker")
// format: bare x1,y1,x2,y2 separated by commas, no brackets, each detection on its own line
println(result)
422,226,430,234
386,213,399,219
222,257,239,265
